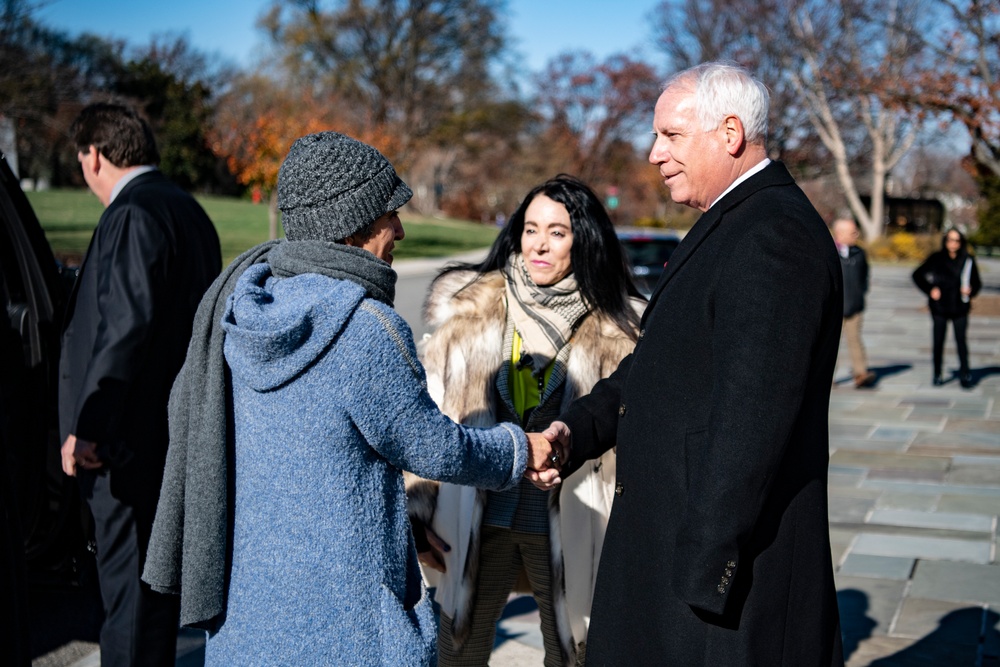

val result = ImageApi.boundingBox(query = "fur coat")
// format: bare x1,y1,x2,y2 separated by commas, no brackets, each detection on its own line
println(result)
407,269,641,664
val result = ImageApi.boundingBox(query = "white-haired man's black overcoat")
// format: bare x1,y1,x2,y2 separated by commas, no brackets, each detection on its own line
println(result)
561,161,845,666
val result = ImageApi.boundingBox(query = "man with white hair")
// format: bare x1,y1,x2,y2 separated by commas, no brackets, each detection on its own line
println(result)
537,62,845,665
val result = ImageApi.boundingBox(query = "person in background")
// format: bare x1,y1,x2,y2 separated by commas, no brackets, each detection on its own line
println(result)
59,102,221,666
832,217,876,388
912,228,982,388
407,174,644,666
142,132,562,665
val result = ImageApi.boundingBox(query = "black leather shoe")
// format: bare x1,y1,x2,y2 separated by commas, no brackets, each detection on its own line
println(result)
960,372,974,389
932,376,945,386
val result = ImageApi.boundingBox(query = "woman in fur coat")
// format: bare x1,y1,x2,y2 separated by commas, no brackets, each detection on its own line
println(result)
407,175,646,666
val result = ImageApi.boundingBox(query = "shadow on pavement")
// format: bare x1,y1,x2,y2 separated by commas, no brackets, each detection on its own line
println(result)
838,589,876,663
869,607,1000,666
493,594,540,651
868,364,913,385
962,366,1000,389
835,364,912,389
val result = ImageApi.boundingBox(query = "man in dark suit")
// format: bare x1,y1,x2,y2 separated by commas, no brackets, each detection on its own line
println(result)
534,62,845,665
59,102,221,666
833,217,876,388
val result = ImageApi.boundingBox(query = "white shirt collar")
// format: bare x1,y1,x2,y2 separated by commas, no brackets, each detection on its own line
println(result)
109,165,157,204
709,158,771,210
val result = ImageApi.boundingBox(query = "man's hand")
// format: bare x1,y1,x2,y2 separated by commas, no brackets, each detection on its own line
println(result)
61,434,103,477
526,423,571,473
524,421,573,490
417,525,451,573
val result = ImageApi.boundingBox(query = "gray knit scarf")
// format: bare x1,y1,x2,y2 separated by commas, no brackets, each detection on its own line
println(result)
142,239,396,631
504,253,587,371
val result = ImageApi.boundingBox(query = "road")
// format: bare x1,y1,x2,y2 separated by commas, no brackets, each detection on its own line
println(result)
392,251,487,341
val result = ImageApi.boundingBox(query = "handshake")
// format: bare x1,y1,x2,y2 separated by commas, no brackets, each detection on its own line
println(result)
524,421,572,491
415,420,574,574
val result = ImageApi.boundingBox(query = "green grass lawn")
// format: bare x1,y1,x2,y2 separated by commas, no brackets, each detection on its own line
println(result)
26,188,498,266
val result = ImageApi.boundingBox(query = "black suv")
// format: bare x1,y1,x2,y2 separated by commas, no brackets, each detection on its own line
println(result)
617,227,682,297
1,151,91,593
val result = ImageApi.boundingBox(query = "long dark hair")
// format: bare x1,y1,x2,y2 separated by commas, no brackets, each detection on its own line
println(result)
440,174,644,340
941,228,970,263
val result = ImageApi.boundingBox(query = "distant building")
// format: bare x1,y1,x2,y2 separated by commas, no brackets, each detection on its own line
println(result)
860,195,945,235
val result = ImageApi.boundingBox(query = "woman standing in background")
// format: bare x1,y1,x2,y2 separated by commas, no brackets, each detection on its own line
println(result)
913,228,982,388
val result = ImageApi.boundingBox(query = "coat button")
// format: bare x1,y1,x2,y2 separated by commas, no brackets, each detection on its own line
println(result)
727,560,736,568
615,482,624,496
725,569,733,577
618,404,626,417
717,585,725,594
638,329,645,341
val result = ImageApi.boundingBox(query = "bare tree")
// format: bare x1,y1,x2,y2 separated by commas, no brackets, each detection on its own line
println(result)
258,0,508,165
532,51,661,185
891,0,999,178
648,0,823,172
785,0,925,240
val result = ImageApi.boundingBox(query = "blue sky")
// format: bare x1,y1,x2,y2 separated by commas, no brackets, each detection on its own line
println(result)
37,0,664,74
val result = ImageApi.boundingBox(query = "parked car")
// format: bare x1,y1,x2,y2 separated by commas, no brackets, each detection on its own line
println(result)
0,151,90,590
617,227,682,297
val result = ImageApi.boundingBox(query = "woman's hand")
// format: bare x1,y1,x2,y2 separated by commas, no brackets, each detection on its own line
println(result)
930,287,941,301
416,526,450,573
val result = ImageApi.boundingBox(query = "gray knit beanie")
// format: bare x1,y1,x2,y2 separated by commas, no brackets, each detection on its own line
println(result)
277,131,413,242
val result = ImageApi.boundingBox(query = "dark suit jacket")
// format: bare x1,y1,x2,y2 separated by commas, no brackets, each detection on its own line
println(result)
561,162,845,666
59,170,220,508
841,244,869,318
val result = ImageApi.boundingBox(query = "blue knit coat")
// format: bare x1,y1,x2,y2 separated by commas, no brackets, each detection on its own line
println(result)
205,263,527,665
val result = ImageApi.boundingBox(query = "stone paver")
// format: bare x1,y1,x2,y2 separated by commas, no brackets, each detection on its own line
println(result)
867,508,994,532
852,533,992,563
909,561,1000,606
839,554,916,580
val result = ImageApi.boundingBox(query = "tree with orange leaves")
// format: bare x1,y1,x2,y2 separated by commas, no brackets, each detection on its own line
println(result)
210,73,402,239
209,74,332,239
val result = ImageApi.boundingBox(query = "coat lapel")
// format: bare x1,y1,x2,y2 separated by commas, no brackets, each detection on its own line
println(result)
642,161,794,315
643,207,722,316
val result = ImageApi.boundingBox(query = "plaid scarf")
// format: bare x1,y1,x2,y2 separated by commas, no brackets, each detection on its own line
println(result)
504,253,587,372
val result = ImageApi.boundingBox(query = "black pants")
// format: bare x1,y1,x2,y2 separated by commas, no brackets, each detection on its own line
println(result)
79,470,180,667
932,314,969,377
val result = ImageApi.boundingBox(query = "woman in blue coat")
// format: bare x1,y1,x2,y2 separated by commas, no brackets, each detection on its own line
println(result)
143,132,560,665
